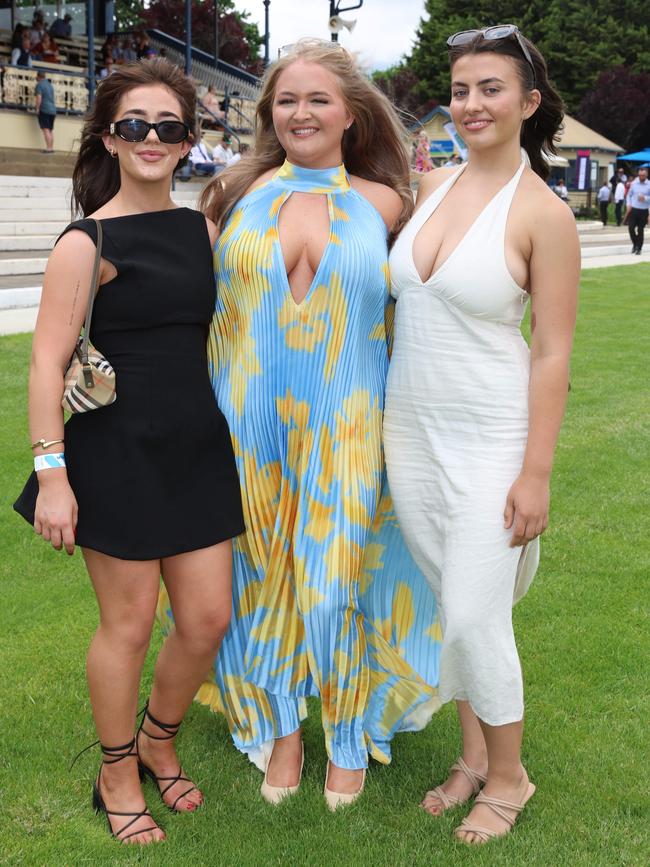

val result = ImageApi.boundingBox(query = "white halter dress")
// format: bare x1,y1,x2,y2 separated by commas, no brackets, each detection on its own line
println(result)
384,160,538,726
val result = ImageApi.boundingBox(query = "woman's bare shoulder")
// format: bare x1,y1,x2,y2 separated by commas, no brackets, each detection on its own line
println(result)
517,168,578,233
349,175,403,229
413,166,459,208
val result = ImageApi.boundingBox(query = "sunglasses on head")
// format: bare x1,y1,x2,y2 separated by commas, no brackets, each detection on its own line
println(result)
109,118,190,144
278,37,345,58
447,24,536,87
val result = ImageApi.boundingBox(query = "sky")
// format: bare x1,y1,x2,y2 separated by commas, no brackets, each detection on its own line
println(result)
231,0,427,71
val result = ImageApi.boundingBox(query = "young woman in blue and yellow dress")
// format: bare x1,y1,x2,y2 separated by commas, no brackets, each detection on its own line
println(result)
158,41,442,808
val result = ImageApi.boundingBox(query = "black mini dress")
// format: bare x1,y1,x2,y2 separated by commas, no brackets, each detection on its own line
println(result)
14,208,245,559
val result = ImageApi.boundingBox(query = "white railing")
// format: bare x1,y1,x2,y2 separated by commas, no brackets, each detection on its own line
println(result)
147,36,261,103
1,65,88,113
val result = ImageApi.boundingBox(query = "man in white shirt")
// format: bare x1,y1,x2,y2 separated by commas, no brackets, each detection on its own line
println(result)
213,134,234,168
625,167,649,254
597,182,611,226
614,178,626,226
189,134,217,177
555,179,569,202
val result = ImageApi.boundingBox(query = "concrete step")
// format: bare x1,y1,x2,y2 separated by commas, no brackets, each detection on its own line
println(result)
0,285,42,309
581,244,637,258
0,208,74,221
581,251,650,268
0,221,68,235
0,147,77,178
0,235,55,251
0,254,47,276
576,221,611,233
580,233,634,245
0,306,38,335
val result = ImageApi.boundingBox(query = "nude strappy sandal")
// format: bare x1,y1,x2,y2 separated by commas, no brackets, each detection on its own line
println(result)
422,757,487,813
454,782,536,844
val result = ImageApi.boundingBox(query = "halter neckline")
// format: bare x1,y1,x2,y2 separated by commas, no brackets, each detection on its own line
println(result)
273,160,350,194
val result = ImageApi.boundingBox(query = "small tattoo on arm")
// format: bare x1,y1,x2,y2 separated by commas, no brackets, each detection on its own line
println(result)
68,280,80,326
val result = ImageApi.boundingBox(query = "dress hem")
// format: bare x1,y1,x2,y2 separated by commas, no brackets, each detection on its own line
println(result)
75,525,246,560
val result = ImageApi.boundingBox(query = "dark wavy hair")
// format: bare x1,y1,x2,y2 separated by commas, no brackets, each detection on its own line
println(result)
72,59,197,217
448,32,564,180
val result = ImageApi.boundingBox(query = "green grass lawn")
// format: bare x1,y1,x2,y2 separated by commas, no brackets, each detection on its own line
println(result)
1,264,648,866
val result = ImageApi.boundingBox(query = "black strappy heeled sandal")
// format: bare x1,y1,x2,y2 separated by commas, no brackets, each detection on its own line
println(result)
136,702,201,812
91,738,163,844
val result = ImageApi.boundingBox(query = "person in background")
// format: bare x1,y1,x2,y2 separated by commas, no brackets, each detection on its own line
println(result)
443,153,461,167
29,10,46,48
597,181,611,226
99,57,116,80
49,13,73,40
625,166,649,254
228,142,248,165
136,33,153,61
614,174,626,226
414,131,434,172
34,70,56,153
610,165,626,194
212,133,234,168
11,22,26,48
555,177,569,203
121,37,138,64
201,84,224,120
188,132,218,176
11,31,33,67
33,32,61,64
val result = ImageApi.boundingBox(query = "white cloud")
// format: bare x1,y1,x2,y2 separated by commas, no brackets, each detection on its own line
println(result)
232,0,426,71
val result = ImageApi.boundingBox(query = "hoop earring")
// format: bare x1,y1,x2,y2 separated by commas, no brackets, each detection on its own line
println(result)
108,149,117,158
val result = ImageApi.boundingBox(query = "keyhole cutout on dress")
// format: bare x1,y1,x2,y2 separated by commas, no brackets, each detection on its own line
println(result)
277,192,331,305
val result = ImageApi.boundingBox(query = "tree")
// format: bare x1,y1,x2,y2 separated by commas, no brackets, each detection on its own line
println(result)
115,0,145,30
372,66,432,119
405,0,650,114
578,66,650,150
141,0,262,71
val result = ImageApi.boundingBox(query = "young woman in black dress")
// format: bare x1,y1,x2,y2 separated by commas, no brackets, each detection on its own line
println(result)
14,60,244,845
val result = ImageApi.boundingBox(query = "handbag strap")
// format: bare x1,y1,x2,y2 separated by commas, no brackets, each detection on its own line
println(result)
79,219,104,377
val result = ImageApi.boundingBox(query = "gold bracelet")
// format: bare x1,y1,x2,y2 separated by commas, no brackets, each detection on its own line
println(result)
31,438,65,451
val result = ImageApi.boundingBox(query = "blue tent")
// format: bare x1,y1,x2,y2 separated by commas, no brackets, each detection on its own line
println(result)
619,149,650,161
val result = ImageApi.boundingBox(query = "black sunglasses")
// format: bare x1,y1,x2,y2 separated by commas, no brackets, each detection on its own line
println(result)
109,118,190,144
447,24,536,87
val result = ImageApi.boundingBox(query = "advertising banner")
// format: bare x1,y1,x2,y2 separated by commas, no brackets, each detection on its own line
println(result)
576,149,591,190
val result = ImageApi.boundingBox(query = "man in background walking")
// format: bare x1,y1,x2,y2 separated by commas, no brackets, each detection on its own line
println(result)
625,167,649,254
34,71,56,153
597,182,611,226
614,175,626,226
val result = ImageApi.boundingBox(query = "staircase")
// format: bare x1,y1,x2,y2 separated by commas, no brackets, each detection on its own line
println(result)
0,174,204,333
0,175,648,336
0,147,77,178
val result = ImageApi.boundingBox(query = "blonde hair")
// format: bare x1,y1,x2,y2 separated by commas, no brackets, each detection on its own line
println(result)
200,40,413,236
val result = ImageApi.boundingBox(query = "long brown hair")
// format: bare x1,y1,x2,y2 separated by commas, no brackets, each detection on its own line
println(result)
200,40,414,235
448,32,564,180
72,59,197,217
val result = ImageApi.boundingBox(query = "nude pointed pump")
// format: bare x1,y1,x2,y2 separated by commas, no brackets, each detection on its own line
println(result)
260,743,304,805
324,763,366,811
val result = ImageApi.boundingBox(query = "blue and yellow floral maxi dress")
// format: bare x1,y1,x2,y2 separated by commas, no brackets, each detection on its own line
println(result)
159,161,442,771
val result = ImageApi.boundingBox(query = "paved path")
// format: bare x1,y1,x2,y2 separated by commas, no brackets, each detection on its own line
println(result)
1,253,647,336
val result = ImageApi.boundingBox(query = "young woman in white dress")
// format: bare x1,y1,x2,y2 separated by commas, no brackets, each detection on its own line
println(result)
384,26,579,844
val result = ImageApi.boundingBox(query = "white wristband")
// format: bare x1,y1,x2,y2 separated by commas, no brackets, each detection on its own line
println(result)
34,452,66,472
